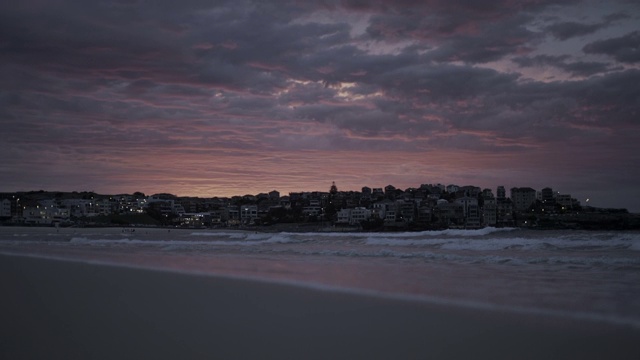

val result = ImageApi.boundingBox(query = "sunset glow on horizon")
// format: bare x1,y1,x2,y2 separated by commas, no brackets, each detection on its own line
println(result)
1,1,639,211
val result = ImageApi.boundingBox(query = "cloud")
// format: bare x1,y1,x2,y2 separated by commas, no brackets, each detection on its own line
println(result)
359,1,562,64
545,9,631,41
426,14,539,63
583,31,640,63
560,61,619,77
513,54,616,77
546,21,606,40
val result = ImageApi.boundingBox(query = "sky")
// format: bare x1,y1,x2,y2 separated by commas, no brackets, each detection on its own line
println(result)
1,0,639,211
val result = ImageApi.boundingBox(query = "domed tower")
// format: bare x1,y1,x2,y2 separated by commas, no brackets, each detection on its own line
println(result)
330,181,338,195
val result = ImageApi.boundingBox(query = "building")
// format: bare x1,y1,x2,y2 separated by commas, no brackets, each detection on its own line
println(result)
465,204,481,227
268,190,280,201
435,200,464,227
61,199,98,217
384,185,397,199
226,205,240,225
510,187,537,211
455,197,480,227
94,198,113,216
209,209,224,225
371,199,394,220
397,200,417,222
556,194,580,210
22,204,70,225
482,197,497,226
350,207,371,225
180,213,211,228
336,207,372,225
240,205,258,224
361,187,372,200
416,205,433,226
0,199,11,218
459,186,481,198
302,206,322,217
384,209,397,222
279,196,291,209
541,187,555,203
336,209,351,224
371,188,384,200
496,200,514,226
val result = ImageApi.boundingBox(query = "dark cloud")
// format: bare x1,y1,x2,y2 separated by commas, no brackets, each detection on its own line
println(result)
375,63,518,102
512,54,570,67
360,0,575,38
545,10,631,41
546,21,606,40
603,12,630,23
429,15,538,63
583,31,640,63
358,1,559,63
513,54,616,77
566,69,640,126
560,61,619,77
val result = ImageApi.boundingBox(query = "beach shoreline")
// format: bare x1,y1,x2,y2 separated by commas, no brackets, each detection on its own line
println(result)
2,253,639,359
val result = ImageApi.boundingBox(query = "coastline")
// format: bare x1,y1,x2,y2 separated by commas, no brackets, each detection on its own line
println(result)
2,253,639,359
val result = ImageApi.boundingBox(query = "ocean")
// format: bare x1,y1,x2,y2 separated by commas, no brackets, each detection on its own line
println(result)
1,226,639,329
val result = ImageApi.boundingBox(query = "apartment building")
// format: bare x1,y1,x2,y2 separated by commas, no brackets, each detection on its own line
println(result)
0,199,11,217
510,187,537,211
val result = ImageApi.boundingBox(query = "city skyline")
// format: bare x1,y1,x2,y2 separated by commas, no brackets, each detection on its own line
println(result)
1,1,639,212
0,182,606,212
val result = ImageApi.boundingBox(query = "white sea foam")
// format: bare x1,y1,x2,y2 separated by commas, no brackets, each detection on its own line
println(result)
272,227,517,239
190,231,257,239
365,234,640,252
56,228,640,262
70,237,138,244
629,241,640,251
67,233,301,247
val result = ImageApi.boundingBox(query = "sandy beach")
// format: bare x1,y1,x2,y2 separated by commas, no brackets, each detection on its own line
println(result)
1,253,639,360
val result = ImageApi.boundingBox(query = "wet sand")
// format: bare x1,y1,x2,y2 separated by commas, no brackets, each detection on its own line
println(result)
1,253,638,360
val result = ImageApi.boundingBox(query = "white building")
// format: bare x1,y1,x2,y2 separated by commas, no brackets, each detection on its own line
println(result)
372,199,394,220
240,205,258,224
180,213,211,228
384,210,397,222
94,198,113,216
336,209,351,224
455,197,481,227
302,206,322,217
23,204,70,225
61,199,98,217
455,197,478,218
172,203,186,215
349,207,371,225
